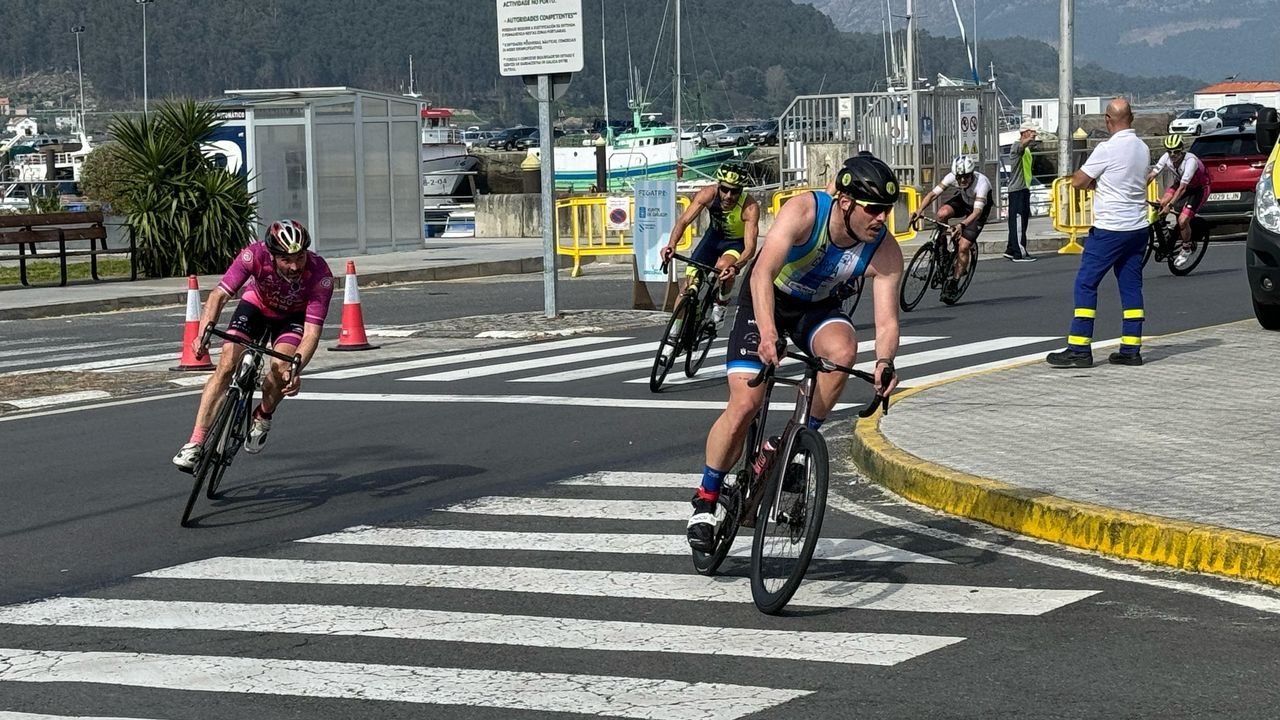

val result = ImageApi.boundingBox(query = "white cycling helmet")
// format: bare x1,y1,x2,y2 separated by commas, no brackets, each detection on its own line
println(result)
951,155,977,177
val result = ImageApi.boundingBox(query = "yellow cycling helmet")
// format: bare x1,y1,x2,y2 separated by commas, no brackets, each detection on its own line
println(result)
714,162,746,188
1163,134,1185,151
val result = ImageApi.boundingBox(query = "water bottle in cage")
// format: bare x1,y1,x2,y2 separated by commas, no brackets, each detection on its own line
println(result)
751,435,781,478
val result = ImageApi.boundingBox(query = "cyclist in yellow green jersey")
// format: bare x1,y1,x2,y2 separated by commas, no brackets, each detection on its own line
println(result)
661,162,761,329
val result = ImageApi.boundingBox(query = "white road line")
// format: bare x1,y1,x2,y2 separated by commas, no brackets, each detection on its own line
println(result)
299,527,952,564
515,347,728,383
4,350,220,375
898,337,1122,388
826,494,1280,615
400,340,656,382
0,597,961,666
442,496,688,521
1,390,112,409
293,392,854,412
853,336,1060,373
142,557,1099,615
0,389,201,424
308,336,625,380
558,471,703,487
0,344,173,372
0,338,143,360
0,647,807,720
626,336,946,386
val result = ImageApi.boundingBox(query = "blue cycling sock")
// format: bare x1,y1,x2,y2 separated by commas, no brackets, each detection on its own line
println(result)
699,465,727,497
807,416,825,431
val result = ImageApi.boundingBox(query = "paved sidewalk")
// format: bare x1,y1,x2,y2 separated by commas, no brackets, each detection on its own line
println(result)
849,320,1280,586
0,237,560,321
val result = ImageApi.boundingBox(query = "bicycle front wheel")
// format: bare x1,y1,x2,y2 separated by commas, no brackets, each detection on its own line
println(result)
1168,221,1209,276
207,387,250,499
899,243,935,312
181,387,238,526
684,288,718,378
749,427,829,615
650,300,692,392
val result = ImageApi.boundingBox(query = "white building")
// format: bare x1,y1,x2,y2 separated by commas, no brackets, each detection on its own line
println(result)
4,116,38,138
1020,96,1105,135
1192,81,1280,112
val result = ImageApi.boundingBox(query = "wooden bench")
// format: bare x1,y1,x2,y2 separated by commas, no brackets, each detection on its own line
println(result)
0,211,137,287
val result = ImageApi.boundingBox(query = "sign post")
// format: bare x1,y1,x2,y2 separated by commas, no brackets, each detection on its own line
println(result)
496,0,584,318
958,98,979,158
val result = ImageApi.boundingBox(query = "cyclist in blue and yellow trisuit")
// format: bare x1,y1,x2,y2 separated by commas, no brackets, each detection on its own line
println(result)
661,161,760,328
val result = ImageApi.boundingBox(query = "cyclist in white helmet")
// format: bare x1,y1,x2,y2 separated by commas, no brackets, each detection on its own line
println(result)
910,155,995,301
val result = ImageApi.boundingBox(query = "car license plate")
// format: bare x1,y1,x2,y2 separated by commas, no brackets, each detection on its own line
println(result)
1209,192,1241,202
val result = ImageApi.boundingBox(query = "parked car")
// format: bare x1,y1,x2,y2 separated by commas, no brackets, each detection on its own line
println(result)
486,126,537,150
679,122,728,145
747,120,779,146
1245,108,1280,328
1188,126,1269,231
460,129,495,148
1168,109,1222,136
1217,103,1267,128
513,128,566,150
715,125,754,147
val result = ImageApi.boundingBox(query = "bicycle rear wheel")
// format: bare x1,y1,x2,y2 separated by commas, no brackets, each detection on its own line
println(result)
650,299,693,392
181,387,238,526
684,288,718,378
943,246,978,305
691,482,743,576
1168,220,1209,276
749,427,828,614
899,243,935,312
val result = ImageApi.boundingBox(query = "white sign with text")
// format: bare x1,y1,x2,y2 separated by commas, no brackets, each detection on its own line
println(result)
633,180,676,281
496,0,585,77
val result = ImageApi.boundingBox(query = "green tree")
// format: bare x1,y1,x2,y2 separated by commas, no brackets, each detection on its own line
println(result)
78,142,132,214
110,100,257,278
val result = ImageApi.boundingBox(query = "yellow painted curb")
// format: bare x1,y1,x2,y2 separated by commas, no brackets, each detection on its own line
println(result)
849,325,1280,586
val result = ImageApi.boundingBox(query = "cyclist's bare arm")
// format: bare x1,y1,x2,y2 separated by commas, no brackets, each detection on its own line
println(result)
664,185,714,255
281,322,323,394
750,194,815,366
194,287,233,356
737,198,761,269
866,239,903,393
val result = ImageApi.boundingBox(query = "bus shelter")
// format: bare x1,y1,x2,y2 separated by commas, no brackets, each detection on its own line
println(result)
222,86,423,255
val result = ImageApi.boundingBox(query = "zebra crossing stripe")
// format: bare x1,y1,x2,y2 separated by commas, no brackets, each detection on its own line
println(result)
850,336,1060,373
140,557,1099,615
558,471,702,487
0,714,157,720
399,340,657,382
514,347,729,383
900,338,1121,389
0,647,808,720
0,597,962,666
442,496,688,521
308,335,623,380
294,392,853,412
0,338,143,361
627,335,946,386
299,527,951,564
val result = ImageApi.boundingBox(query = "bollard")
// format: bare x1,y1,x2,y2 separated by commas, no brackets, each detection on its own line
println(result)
521,151,541,194
1071,127,1088,172
594,135,608,193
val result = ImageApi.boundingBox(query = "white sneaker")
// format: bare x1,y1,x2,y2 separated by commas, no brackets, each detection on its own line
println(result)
245,415,271,454
172,442,201,473
711,304,727,327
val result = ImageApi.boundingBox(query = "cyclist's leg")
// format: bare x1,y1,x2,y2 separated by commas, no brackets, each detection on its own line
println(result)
799,307,857,426
954,208,986,278
175,302,257,468
1175,188,1205,250
711,242,745,322
246,314,304,453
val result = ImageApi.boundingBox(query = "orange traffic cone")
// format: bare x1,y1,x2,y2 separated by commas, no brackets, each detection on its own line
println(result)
172,275,215,371
329,261,379,351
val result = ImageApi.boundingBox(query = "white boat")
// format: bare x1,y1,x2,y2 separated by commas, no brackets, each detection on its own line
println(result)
9,132,92,183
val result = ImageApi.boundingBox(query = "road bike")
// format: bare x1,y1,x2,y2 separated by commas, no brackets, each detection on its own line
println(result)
691,340,892,614
899,217,978,311
650,252,723,392
180,323,301,527
1145,201,1209,276
835,276,864,319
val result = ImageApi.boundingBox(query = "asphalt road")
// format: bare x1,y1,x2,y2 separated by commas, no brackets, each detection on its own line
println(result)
2,243,1276,718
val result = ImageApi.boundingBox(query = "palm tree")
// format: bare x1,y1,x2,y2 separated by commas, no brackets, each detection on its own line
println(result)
110,100,257,277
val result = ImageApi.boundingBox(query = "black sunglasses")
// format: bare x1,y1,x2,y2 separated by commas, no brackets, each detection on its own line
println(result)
718,184,742,195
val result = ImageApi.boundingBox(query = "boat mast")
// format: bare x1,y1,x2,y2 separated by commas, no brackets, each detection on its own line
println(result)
674,0,682,177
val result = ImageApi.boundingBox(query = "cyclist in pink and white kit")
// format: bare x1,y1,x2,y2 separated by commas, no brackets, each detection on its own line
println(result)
1147,134,1211,260
172,219,334,471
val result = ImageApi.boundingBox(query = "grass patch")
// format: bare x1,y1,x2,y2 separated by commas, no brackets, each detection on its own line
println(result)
0,258,135,286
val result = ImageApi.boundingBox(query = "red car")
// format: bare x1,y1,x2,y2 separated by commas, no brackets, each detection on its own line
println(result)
1189,126,1269,235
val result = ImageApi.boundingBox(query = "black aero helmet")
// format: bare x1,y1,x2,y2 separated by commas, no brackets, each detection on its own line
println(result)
834,155,900,205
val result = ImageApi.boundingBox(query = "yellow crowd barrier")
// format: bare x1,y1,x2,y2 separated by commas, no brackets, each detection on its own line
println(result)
1051,177,1162,255
555,195,694,278
768,186,920,242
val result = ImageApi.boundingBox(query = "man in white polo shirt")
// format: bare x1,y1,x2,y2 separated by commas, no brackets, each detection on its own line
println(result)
1047,98,1150,368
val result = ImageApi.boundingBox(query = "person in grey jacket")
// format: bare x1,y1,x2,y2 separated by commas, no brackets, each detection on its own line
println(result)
1004,120,1038,262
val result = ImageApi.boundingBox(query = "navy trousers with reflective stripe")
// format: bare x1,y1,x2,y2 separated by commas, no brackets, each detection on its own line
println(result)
1067,227,1147,353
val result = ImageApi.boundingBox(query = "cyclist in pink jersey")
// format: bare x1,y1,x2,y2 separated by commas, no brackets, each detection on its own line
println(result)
172,219,335,471
1148,134,1211,259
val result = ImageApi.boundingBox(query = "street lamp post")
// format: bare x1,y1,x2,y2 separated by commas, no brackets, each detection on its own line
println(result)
71,25,86,132
136,0,155,114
